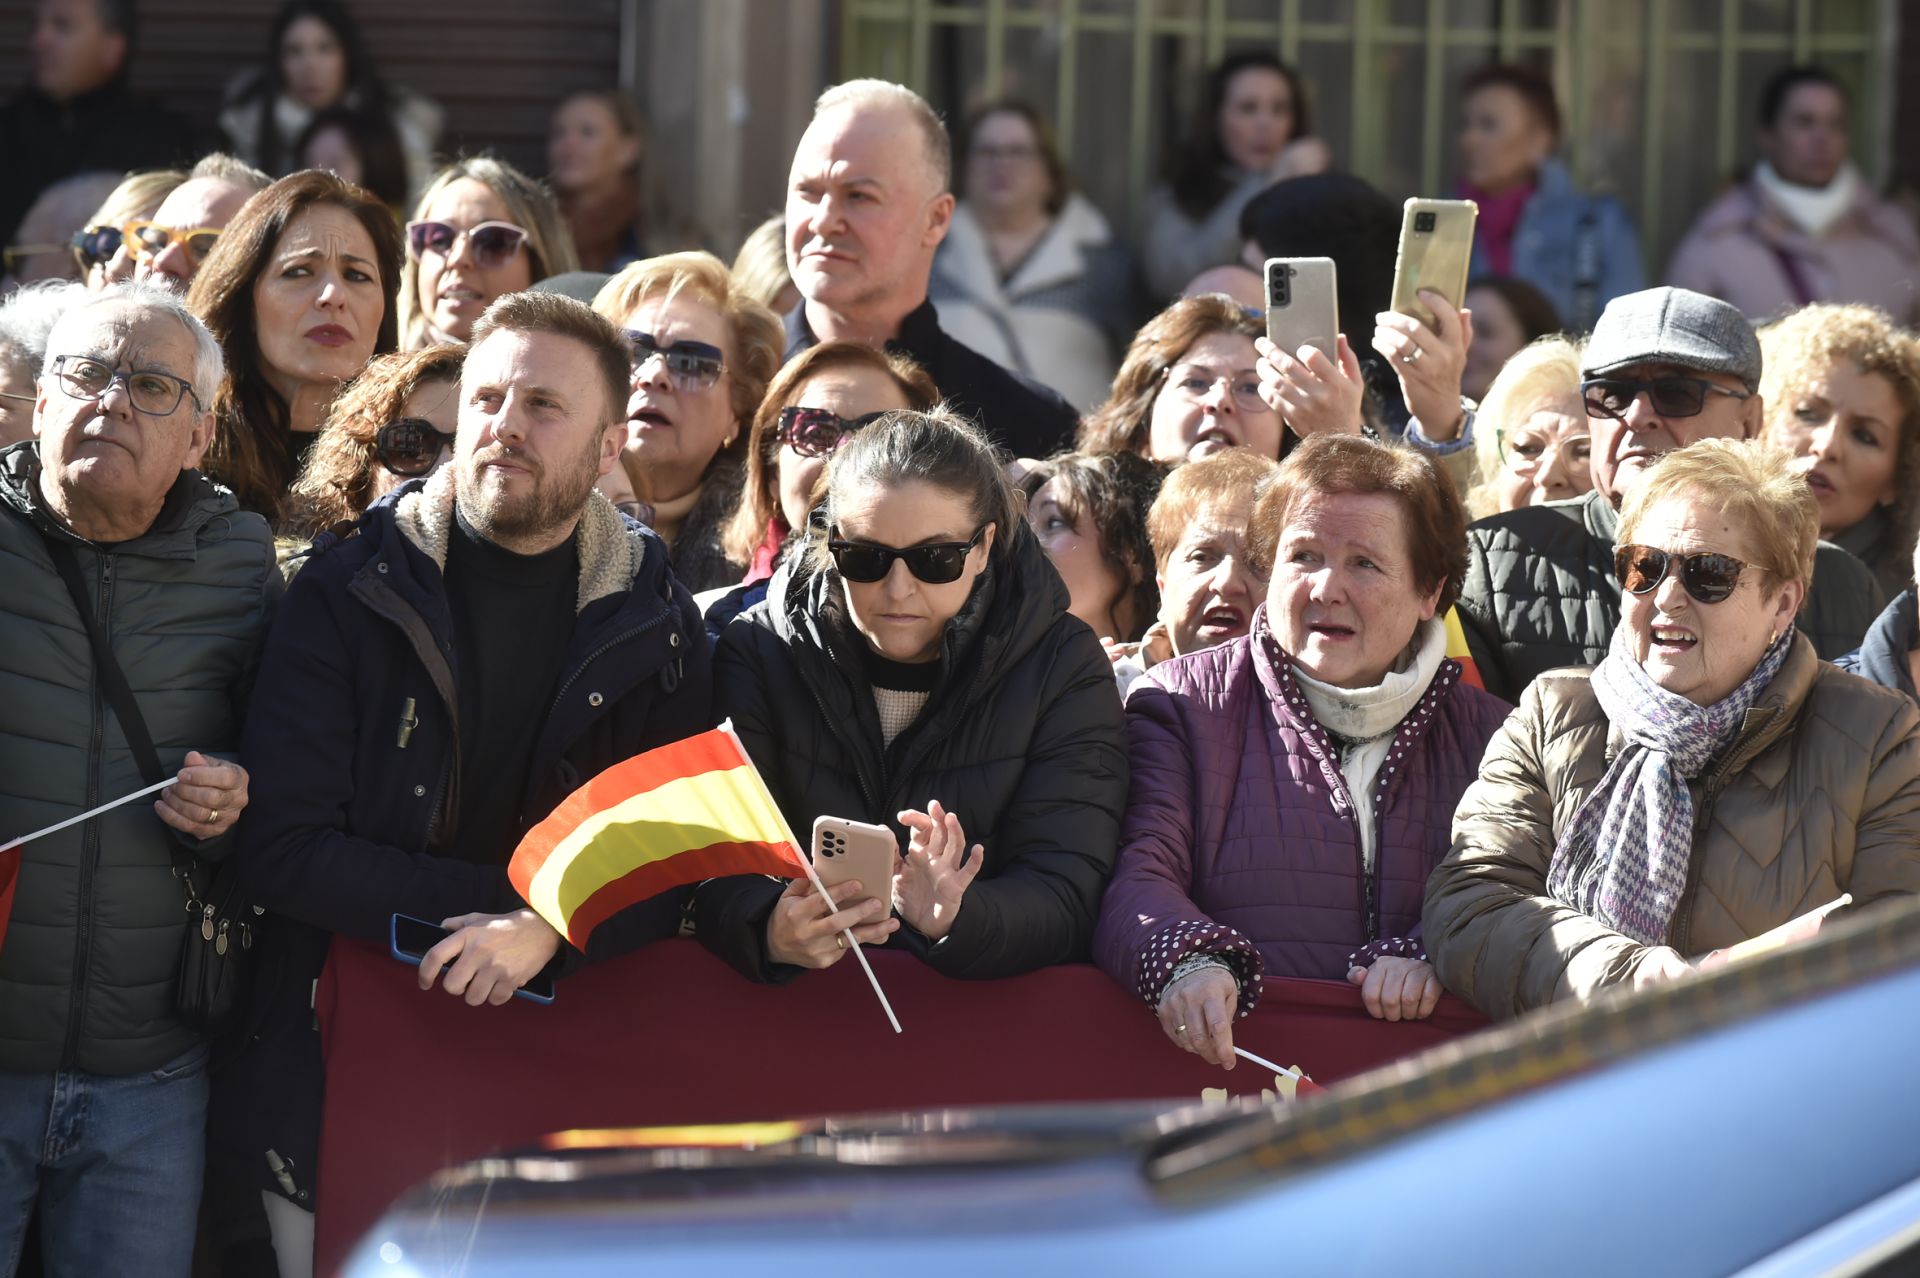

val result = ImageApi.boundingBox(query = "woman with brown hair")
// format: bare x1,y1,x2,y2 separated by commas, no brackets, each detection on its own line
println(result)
592,250,783,592
549,88,650,273
1078,294,1282,463
723,340,939,585
188,168,402,520
282,343,463,538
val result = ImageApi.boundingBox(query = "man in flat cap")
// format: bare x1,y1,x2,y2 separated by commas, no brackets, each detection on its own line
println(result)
1457,285,1882,701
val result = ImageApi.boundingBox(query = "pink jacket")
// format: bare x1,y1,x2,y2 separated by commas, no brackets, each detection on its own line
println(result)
1666,178,1920,323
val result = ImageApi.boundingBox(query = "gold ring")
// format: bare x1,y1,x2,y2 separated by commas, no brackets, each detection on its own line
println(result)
1176,1023,1188,1035
208,808,219,823
834,934,847,950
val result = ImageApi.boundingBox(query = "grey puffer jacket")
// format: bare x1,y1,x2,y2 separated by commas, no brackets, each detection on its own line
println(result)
0,442,277,1075
1457,488,1885,703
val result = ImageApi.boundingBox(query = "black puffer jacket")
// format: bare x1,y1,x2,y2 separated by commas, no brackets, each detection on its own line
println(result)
695,529,1128,981
1458,488,1885,703
0,443,277,1075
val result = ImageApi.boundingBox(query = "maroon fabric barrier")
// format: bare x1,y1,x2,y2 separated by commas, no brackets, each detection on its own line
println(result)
314,938,1486,1275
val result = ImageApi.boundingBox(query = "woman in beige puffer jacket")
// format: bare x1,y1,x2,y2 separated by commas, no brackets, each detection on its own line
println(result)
1426,439,1920,1020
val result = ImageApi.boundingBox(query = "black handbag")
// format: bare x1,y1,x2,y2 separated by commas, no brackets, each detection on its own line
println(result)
43,536,255,1035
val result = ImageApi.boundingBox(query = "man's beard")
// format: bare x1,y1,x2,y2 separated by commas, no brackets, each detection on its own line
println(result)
456,434,603,547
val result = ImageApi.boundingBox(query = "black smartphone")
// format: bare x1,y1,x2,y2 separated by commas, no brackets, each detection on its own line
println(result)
389,912,555,1004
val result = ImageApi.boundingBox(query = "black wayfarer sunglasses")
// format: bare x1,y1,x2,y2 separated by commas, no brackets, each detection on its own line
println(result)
827,525,989,584
376,418,456,477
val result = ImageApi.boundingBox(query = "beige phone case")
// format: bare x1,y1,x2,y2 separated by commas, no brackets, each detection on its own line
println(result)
810,815,896,909
1389,198,1479,331
1264,256,1340,362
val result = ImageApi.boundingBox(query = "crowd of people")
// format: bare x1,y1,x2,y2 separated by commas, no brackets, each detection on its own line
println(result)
5,2,1920,1276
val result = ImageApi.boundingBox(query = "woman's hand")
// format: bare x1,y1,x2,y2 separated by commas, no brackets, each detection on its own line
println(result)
1268,136,1332,183
1372,290,1472,441
1347,956,1443,1022
1158,964,1239,1068
1633,945,1695,992
419,909,562,1006
1255,334,1367,438
156,751,248,840
893,799,983,941
766,876,896,969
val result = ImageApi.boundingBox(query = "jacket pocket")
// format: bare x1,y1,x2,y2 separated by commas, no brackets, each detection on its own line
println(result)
150,1041,211,1083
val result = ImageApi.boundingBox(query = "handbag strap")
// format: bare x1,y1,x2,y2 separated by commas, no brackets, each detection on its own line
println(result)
41,536,202,904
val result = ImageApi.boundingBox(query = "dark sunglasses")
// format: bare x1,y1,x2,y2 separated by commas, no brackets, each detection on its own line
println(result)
125,221,221,264
375,418,456,477
774,406,889,459
828,524,989,584
405,219,529,270
625,330,726,391
71,224,123,271
1614,543,1748,605
1581,375,1751,422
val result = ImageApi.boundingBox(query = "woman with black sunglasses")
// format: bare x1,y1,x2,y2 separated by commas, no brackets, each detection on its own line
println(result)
1429,438,1920,1020
281,343,462,542
695,408,1129,982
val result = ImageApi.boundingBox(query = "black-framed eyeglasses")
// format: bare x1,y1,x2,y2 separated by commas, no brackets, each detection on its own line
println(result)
774,406,888,459
1614,543,1749,605
1581,376,1750,422
405,219,529,270
1161,364,1273,415
50,354,200,417
375,418,456,477
625,330,726,392
71,224,123,272
827,524,989,584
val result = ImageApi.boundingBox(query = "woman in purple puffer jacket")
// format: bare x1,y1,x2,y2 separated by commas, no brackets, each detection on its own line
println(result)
1093,433,1510,1069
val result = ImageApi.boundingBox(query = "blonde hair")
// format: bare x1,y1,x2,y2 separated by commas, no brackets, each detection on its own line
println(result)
1466,334,1586,519
722,340,939,565
1618,438,1819,591
398,156,580,350
88,169,185,234
813,79,951,194
1759,302,1920,549
730,214,793,313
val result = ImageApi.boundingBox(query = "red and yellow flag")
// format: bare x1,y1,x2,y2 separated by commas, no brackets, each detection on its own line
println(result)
1441,606,1485,691
509,726,804,949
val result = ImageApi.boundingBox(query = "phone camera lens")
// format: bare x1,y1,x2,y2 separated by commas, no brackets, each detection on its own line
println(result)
1414,211,1437,233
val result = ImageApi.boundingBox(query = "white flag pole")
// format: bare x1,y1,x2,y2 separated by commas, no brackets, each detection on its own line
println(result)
0,777,178,854
717,720,902,1034
1232,1046,1302,1081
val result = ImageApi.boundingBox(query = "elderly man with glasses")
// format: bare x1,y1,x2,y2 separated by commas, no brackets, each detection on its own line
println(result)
1455,285,1883,702
0,280,277,1277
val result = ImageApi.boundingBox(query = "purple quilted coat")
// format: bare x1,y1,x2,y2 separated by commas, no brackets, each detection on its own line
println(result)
1093,607,1512,1001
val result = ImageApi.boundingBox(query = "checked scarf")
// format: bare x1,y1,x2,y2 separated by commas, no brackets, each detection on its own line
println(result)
1544,625,1791,945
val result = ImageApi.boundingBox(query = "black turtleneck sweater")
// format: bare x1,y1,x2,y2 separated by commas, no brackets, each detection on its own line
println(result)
442,508,579,864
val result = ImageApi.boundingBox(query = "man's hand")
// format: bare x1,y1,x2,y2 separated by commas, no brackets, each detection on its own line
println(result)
419,909,563,1006
1157,964,1238,1068
893,799,982,941
766,876,896,968
1347,957,1443,1022
1373,290,1473,441
156,751,248,840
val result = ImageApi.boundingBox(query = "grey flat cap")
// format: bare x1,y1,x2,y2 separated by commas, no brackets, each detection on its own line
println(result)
1582,286,1763,392
529,271,612,305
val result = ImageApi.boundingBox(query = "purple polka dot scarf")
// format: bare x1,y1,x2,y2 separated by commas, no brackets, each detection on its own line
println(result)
1544,624,1791,945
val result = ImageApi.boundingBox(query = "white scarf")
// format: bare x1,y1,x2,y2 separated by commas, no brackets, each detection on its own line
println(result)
1290,617,1448,876
1754,160,1860,238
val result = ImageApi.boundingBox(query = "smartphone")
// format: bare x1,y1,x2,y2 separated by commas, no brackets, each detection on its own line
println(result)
1389,198,1479,332
1263,256,1339,363
810,815,896,915
389,913,555,1004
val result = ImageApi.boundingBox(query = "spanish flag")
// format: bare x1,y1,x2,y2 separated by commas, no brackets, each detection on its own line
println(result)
1441,607,1485,691
509,725,805,949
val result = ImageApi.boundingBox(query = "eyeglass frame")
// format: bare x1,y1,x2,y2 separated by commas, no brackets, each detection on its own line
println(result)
70,223,124,272
2,243,69,273
48,353,203,417
774,405,889,459
1495,420,1592,470
124,221,223,265
404,219,530,269
1159,362,1275,415
1613,542,1751,606
1580,374,1751,423
624,330,728,392
826,523,990,584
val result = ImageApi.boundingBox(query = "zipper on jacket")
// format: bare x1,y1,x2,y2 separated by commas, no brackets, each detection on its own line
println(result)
61,554,113,1068
803,627,883,810
355,572,464,848
543,607,674,725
